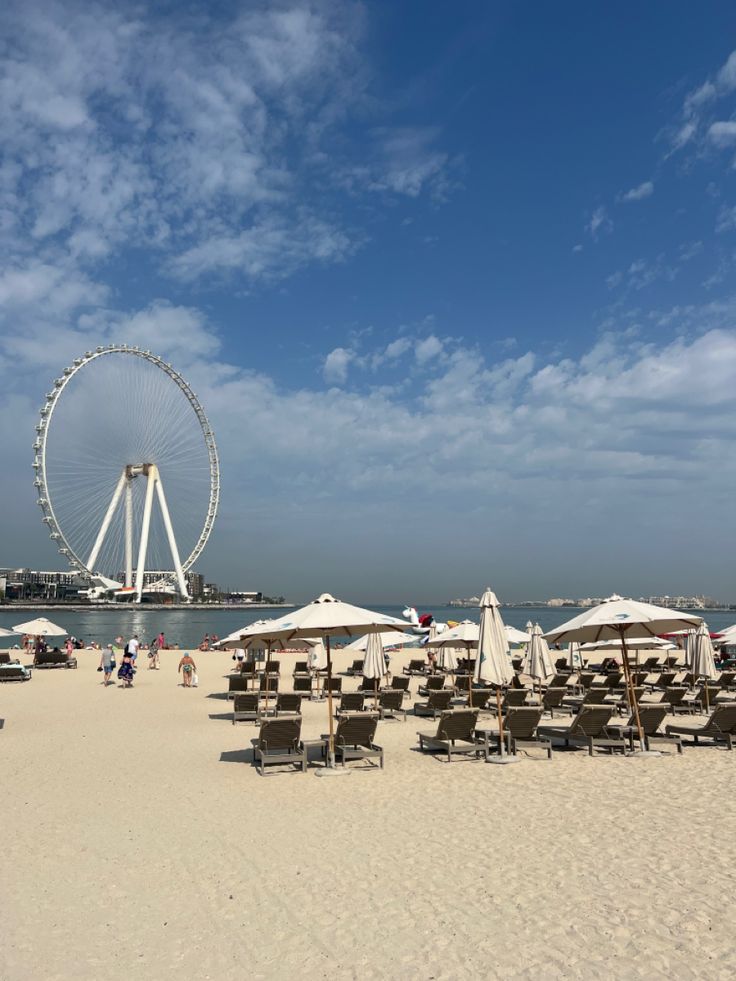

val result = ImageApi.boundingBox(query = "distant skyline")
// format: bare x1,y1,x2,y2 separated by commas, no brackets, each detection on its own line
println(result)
1,2,736,604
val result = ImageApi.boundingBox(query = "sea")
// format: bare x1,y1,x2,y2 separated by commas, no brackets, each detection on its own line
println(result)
1,603,734,649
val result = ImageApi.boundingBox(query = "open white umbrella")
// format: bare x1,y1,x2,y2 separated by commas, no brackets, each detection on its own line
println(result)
522,624,554,695
475,589,514,760
13,617,66,636
427,620,478,697
344,630,418,652
690,622,718,710
237,593,410,768
0,626,17,637
544,597,702,749
505,625,531,645
362,632,386,708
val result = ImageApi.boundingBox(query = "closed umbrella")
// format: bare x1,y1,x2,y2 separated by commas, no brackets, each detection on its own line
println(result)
522,624,554,698
684,629,697,670
236,593,410,768
475,589,514,761
690,622,718,711
363,632,386,708
567,641,582,670
544,597,702,750
13,617,66,636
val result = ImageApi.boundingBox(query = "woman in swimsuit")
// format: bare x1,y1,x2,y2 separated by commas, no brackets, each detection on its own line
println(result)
178,653,197,688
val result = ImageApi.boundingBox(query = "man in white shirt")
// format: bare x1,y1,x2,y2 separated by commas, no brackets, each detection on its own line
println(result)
127,635,140,663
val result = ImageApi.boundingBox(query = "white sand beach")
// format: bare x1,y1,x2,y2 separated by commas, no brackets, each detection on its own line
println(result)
1,647,735,980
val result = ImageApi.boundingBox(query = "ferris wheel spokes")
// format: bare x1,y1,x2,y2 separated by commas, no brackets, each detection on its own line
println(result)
85,463,190,602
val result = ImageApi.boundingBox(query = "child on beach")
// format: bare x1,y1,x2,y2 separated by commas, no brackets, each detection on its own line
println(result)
178,653,197,687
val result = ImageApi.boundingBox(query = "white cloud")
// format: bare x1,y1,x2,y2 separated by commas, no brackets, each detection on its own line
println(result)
620,180,654,202
414,335,444,364
708,120,736,145
323,347,354,384
587,205,612,239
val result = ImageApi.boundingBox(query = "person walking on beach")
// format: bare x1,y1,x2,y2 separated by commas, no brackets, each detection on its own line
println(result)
126,634,140,663
99,644,116,686
156,631,165,651
148,637,160,670
118,650,135,688
178,653,197,687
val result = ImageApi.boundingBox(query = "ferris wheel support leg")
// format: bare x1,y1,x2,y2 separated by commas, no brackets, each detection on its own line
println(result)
124,478,133,588
134,467,157,603
154,473,190,601
86,469,127,572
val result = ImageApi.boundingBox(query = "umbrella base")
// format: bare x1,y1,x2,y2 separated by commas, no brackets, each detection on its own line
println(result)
486,754,522,765
629,750,663,759
314,766,351,778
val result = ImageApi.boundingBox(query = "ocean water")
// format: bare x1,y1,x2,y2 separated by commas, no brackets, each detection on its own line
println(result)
1,603,734,649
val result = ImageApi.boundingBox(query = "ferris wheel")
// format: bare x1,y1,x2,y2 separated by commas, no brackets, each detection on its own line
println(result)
33,345,219,602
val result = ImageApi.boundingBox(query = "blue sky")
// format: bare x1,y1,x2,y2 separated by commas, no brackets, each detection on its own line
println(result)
1,1,736,603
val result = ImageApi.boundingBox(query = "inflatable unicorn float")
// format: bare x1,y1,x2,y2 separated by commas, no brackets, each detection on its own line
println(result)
402,607,456,643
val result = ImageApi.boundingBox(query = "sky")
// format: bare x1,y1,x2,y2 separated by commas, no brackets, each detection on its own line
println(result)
1,0,736,604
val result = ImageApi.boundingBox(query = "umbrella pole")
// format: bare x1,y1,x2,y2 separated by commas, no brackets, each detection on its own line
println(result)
263,641,272,713
326,636,336,768
620,630,644,749
496,686,505,757
374,677,378,711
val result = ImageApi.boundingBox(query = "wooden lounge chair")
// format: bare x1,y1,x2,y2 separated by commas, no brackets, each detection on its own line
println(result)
378,690,406,722
336,692,367,716
453,674,472,694
414,689,453,718
252,718,307,774
358,677,378,697
718,671,735,690
34,651,77,669
655,686,694,714
482,707,551,759
406,659,427,676
292,661,309,675
259,674,279,696
537,706,619,756
605,703,682,754
549,673,573,689
554,657,571,672
275,693,302,716
0,665,31,683
383,676,410,699
0,653,14,664
232,692,261,724
325,715,384,768
262,660,280,676
228,675,250,697
503,688,529,709
417,709,482,762
417,675,446,696
542,687,571,718
665,702,736,750
466,689,492,710
323,676,342,697
292,675,313,696
345,659,364,676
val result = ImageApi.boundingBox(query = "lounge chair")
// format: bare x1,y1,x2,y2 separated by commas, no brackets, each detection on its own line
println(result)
406,659,427,676
453,674,473,694
383,676,410,699
537,706,619,756
322,676,342,697
417,675,446,696
414,689,453,718
228,675,250,697
232,692,261,724
252,718,307,775
324,715,384,768
262,660,280,675
293,675,313,696
549,673,573,689
653,686,694,714
378,690,406,721
0,653,15,664
718,671,735,690
466,689,492,710
416,709,482,762
665,702,736,750
542,687,570,718
345,659,364,676
275,693,302,716
292,661,309,675
34,651,77,669
503,688,530,709
554,657,571,672
336,692,367,716
0,664,31,683
259,674,279,696
358,677,378,697
605,704,682,753
481,707,551,759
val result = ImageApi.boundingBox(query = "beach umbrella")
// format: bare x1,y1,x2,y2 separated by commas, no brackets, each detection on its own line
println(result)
690,622,718,711
714,624,736,646
427,620,478,698
522,624,554,697
236,594,410,768
437,643,459,673
12,616,66,636
505,625,531,645
684,629,698,670
543,597,702,749
344,630,418,651
363,632,386,708
0,626,17,637
475,589,513,758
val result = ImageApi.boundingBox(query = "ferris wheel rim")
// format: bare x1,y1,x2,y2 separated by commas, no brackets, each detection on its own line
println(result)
34,343,219,581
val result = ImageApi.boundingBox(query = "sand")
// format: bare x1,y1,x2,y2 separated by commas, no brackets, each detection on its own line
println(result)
1,647,735,980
